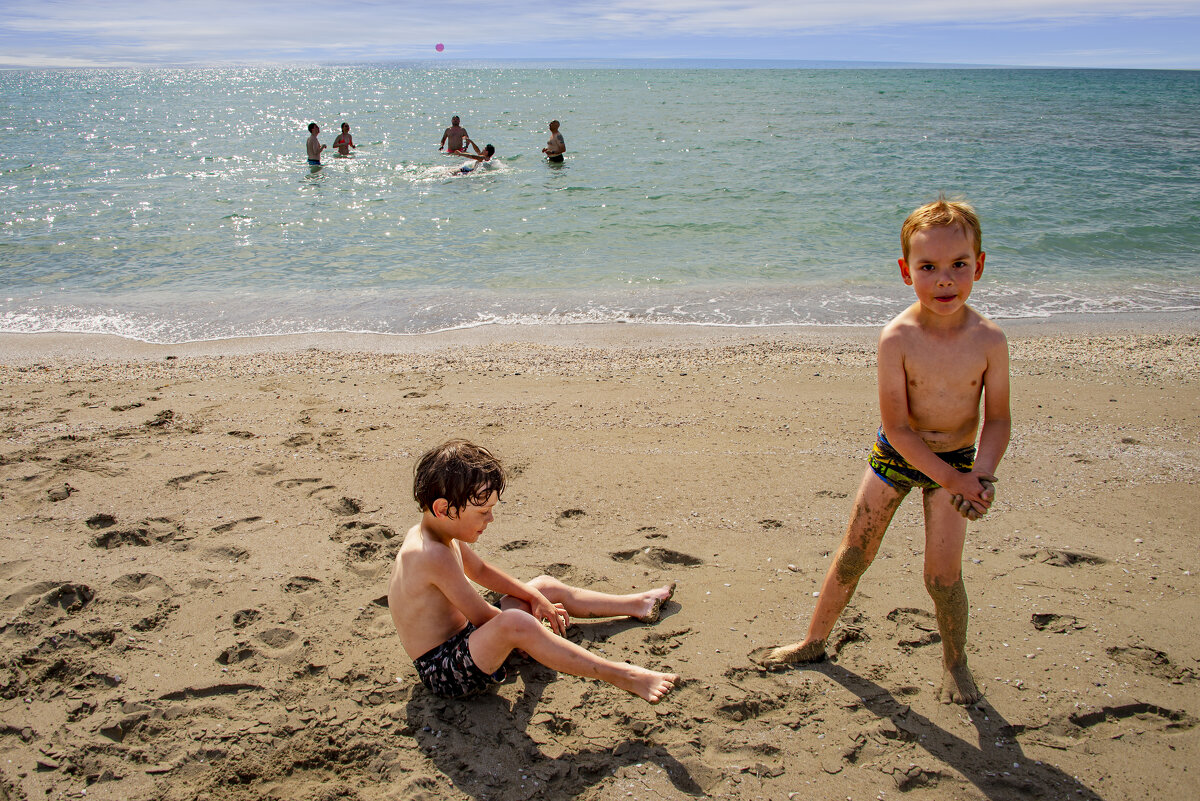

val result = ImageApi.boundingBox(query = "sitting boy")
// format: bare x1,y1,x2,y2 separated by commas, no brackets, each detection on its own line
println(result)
388,440,679,703
762,197,1010,705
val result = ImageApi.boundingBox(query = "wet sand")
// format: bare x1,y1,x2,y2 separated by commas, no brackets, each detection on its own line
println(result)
1,316,1198,800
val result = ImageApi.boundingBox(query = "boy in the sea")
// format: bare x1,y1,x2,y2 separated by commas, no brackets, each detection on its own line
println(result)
332,122,355,156
388,439,679,703
306,122,325,165
762,197,1010,705
455,143,495,174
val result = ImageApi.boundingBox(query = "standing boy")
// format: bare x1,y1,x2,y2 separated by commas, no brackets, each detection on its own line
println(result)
306,122,325,165
389,440,679,703
763,197,1010,705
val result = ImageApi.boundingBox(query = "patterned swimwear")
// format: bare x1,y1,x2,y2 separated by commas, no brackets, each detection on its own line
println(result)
868,427,975,492
413,622,507,698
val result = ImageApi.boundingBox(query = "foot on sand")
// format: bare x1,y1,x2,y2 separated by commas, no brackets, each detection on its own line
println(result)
617,664,680,703
756,639,827,669
636,582,677,623
937,662,982,705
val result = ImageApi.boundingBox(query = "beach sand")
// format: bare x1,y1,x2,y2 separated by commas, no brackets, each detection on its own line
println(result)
1,317,1198,801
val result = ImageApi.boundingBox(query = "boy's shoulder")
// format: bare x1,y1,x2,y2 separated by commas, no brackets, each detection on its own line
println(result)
882,303,1005,344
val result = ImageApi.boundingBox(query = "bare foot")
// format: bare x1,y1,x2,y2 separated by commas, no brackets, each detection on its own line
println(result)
757,639,826,669
636,582,677,623
614,664,680,703
937,663,982,705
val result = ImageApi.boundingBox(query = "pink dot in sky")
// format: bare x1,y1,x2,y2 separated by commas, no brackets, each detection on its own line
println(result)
435,43,445,52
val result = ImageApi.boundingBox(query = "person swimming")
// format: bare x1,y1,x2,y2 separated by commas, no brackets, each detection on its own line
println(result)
456,143,495,173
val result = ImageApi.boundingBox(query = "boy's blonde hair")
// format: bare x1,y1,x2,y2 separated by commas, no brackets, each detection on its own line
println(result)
901,196,982,261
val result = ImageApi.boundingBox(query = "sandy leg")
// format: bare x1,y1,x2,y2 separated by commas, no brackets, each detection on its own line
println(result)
469,608,680,704
923,489,981,705
508,575,676,622
760,470,905,669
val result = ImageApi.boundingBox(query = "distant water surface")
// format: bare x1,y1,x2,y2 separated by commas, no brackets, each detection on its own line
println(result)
1,64,1198,342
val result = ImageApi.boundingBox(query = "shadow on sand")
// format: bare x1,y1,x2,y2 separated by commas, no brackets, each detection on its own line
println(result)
808,662,1106,800
404,647,699,799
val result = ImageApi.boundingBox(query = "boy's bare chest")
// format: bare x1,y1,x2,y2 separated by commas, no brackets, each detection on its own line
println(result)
903,345,986,396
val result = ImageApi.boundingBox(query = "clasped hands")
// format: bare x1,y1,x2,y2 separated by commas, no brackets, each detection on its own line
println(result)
949,474,997,521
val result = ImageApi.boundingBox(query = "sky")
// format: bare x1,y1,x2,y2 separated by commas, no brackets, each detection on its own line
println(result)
1,1,1198,69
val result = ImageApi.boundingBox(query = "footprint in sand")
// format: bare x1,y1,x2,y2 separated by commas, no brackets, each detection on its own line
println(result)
256,627,299,650
499,540,531,551
325,497,362,516
111,573,173,599
1106,644,1198,683
555,508,587,526
167,470,227,489
145,409,174,428
90,518,186,549
86,513,116,530
1,581,94,614
1021,548,1108,567
232,609,262,628
206,545,250,564
282,576,320,593
1010,702,1198,751
886,607,940,651
282,433,315,448
275,477,323,490
611,546,704,569
47,483,75,502
1031,612,1086,633
227,430,256,439
216,643,260,666
331,521,397,543
253,462,283,475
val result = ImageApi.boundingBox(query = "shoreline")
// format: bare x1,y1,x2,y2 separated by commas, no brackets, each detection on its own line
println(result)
2,309,1197,366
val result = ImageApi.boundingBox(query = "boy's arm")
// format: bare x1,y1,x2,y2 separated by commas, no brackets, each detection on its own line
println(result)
974,331,1011,477
459,545,568,635
877,329,992,506
423,545,503,628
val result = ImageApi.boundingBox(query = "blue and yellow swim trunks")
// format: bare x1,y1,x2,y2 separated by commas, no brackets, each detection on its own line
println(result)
869,428,975,492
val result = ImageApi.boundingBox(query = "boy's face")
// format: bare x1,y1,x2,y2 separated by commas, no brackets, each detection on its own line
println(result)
898,224,985,317
439,491,498,543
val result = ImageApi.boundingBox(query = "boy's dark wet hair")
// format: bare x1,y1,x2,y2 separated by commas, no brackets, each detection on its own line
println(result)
413,439,506,515
308,122,319,133
484,144,495,157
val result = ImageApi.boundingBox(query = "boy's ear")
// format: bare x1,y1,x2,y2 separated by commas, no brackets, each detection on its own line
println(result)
431,498,449,519
898,258,914,286
974,251,986,280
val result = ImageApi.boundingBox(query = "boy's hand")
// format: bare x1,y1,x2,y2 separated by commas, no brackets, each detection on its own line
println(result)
950,474,997,521
529,592,570,636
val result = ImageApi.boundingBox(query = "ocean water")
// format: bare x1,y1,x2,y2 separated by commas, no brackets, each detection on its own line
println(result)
2,63,1198,343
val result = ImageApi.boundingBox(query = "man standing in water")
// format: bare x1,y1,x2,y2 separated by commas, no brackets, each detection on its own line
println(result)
440,116,470,154
542,120,566,163
306,122,325,166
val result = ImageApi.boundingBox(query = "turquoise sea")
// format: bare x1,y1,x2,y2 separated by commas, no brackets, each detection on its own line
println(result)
2,62,1198,343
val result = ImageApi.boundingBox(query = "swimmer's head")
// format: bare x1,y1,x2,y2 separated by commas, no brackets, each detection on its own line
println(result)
483,144,495,158
341,122,350,132
549,120,560,131
308,122,319,134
